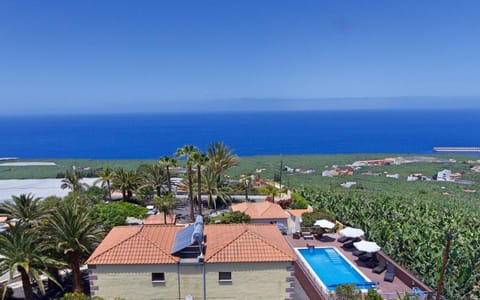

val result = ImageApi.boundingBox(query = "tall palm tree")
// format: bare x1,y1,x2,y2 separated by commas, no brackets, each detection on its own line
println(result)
95,166,113,201
189,151,208,216
47,199,103,294
175,145,199,222
141,164,167,197
0,193,44,223
61,170,86,192
0,222,61,300
154,192,176,224
206,141,239,177
159,156,178,193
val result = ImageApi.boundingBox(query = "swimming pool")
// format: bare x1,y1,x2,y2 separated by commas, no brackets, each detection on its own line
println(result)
295,247,375,292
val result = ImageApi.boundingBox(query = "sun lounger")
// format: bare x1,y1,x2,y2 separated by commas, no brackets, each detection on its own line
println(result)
366,258,379,268
384,262,395,282
359,252,374,262
342,240,356,250
353,250,365,257
373,259,387,274
303,234,314,240
337,236,351,243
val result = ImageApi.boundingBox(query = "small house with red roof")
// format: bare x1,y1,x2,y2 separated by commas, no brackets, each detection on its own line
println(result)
86,221,296,300
231,201,289,228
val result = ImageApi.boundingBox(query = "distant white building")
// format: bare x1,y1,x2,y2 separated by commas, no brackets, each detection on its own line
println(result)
322,170,333,177
437,169,452,181
386,174,400,179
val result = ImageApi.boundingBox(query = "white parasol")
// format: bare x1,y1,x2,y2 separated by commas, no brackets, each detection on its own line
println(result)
314,219,335,229
339,227,365,238
353,240,381,253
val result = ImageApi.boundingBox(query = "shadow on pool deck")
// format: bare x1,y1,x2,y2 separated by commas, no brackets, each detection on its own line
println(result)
285,233,433,299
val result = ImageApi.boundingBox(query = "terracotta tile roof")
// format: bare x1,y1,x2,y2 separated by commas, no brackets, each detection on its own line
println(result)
204,224,295,263
86,225,182,265
87,224,295,265
231,202,288,220
144,213,176,225
287,208,313,217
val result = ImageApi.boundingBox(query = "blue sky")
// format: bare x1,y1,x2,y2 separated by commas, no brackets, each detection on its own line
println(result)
1,0,480,114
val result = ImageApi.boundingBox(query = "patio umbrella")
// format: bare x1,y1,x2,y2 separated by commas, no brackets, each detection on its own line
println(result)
339,227,365,238
314,219,335,229
353,240,381,253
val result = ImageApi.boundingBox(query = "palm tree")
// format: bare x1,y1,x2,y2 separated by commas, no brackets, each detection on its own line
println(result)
47,198,103,294
189,151,208,216
112,168,141,201
0,222,61,300
206,141,239,177
239,175,255,202
95,166,113,201
203,167,231,210
155,192,176,224
61,170,86,192
175,145,199,222
141,164,167,197
0,193,44,223
259,185,281,202
159,156,178,193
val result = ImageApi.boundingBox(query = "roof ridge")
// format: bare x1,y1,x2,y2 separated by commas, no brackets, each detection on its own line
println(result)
242,228,296,260
138,227,178,263
87,226,142,264
261,202,280,217
206,226,295,262
205,226,249,261
88,226,177,264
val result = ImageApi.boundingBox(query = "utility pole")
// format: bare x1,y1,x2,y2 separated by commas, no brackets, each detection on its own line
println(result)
436,228,454,300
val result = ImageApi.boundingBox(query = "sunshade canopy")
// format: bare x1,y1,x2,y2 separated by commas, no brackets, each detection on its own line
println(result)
314,219,335,229
339,227,365,238
354,240,381,253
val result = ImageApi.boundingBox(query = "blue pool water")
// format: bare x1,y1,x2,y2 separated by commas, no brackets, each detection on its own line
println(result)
297,247,375,291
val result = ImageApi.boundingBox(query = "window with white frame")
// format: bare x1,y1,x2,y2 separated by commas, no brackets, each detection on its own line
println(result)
218,272,232,282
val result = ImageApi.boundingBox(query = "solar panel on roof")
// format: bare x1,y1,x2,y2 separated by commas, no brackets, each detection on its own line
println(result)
170,224,195,254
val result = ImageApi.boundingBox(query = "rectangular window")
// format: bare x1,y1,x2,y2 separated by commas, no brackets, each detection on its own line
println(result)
218,272,232,282
152,272,165,282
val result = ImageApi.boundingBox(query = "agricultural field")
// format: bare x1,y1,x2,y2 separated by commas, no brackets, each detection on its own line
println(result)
2,154,479,212
1,154,479,297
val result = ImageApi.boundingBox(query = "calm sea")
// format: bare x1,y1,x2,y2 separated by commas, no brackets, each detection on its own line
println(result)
1,110,479,159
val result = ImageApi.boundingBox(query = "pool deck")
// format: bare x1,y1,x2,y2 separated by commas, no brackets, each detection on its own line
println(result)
285,233,417,298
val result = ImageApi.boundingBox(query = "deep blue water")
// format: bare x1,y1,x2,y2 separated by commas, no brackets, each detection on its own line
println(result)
1,110,479,159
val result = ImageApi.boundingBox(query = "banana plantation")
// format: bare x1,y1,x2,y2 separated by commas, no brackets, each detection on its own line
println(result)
299,189,480,299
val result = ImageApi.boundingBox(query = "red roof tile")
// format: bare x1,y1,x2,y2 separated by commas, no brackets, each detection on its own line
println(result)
86,225,181,265
231,202,288,220
287,208,313,217
87,224,295,265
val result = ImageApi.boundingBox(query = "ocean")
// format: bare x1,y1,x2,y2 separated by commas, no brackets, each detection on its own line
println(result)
1,110,479,159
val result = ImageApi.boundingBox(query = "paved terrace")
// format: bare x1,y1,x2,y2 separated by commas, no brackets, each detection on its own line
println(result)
285,233,432,300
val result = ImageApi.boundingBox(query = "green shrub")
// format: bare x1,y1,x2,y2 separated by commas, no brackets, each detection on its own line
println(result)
54,292,105,300
365,288,383,300
209,211,251,224
92,201,147,230
301,209,335,227
290,192,309,209
334,284,361,300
